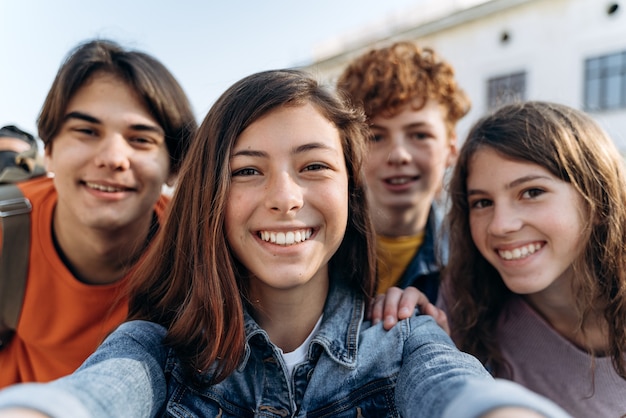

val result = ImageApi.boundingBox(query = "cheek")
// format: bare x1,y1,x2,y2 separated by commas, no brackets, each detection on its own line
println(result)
224,193,240,231
422,145,450,170
224,188,253,230
332,183,350,230
45,143,75,174
469,215,487,249
224,200,242,256
312,178,349,226
140,152,172,185
365,146,388,169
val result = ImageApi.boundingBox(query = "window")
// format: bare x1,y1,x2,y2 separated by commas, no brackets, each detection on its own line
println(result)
487,72,526,110
584,51,626,111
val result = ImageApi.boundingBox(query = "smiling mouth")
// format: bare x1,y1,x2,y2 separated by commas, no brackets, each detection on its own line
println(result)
84,182,128,193
497,242,543,260
258,229,313,246
385,176,418,185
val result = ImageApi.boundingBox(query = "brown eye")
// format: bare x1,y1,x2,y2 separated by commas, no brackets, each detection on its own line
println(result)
470,199,492,209
370,133,384,143
303,163,327,172
408,132,430,140
232,168,258,176
522,188,545,199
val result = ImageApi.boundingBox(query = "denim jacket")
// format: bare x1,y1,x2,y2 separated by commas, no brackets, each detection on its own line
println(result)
397,204,447,302
0,278,569,418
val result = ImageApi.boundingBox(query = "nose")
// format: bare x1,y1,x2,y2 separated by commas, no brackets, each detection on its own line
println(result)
487,202,523,236
93,133,131,171
265,171,303,214
387,137,411,166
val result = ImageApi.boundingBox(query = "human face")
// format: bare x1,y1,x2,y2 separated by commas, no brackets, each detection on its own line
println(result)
46,73,173,233
366,100,456,234
225,103,348,296
0,137,31,153
467,147,587,297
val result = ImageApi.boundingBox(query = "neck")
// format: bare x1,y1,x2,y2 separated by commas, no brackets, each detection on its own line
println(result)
52,209,157,285
372,203,430,237
250,277,328,352
525,290,608,353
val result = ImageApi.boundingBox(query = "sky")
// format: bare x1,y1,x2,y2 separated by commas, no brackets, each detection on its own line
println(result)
0,0,427,138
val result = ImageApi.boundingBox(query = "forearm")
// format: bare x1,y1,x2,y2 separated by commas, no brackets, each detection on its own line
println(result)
396,318,570,418
442,379,570,418
0,408,49,418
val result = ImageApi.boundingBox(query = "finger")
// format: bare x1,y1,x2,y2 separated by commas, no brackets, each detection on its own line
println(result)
437,310,450,335
420,303,451,335
397,287,429,319
369,294,386,325
381,287,404,330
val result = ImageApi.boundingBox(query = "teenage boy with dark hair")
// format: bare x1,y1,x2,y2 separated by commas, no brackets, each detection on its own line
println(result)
0,39,197,387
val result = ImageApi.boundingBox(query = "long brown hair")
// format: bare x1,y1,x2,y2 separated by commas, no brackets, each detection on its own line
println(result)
445,101,626,378
127,69,376,384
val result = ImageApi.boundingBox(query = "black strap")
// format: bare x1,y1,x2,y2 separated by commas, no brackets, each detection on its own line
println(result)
0,184,32,349
0,147,46,183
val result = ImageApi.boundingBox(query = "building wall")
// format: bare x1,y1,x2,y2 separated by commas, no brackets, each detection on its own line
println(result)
304,0,626,150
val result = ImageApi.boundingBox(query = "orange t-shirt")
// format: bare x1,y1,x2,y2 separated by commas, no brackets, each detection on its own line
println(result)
0,176,169,387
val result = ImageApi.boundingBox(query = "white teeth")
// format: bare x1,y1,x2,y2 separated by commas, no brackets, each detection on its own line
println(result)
86,182,125,192
388,177,411,185
498,243,542,260
259,229,312,246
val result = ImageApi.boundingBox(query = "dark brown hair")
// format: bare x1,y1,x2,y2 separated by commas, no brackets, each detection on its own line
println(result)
37,38,197,173
127,69,376,384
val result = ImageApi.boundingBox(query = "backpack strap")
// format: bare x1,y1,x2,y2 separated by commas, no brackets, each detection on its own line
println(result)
0,183,32,349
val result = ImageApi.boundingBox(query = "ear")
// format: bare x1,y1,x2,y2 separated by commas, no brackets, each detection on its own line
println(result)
43,143,54,173
165,172,178,188
446,131,458,168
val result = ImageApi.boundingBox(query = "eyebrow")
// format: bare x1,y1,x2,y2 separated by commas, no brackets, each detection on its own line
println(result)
230,141,337,159
64,111,100,124
370,121,432,131
467,174,554,196
63,111,164,135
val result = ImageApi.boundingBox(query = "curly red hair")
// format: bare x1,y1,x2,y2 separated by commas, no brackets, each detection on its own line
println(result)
337,41,470,134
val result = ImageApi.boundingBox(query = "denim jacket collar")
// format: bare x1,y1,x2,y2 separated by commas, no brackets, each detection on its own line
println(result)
240,276,364,371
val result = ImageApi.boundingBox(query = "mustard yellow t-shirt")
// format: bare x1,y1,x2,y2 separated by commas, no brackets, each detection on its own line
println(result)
376,232,424,294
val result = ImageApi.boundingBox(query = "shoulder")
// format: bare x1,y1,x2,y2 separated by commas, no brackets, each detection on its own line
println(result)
361,314,456,349
77,320,171,376
404,314,457,347
84,320,169,363
14,175,55,198
109,320,168,347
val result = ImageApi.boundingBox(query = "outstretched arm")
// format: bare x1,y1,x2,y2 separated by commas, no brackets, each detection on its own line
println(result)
0,409,47,418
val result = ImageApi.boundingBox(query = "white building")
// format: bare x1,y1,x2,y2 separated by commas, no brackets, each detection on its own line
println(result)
303,0,626,151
